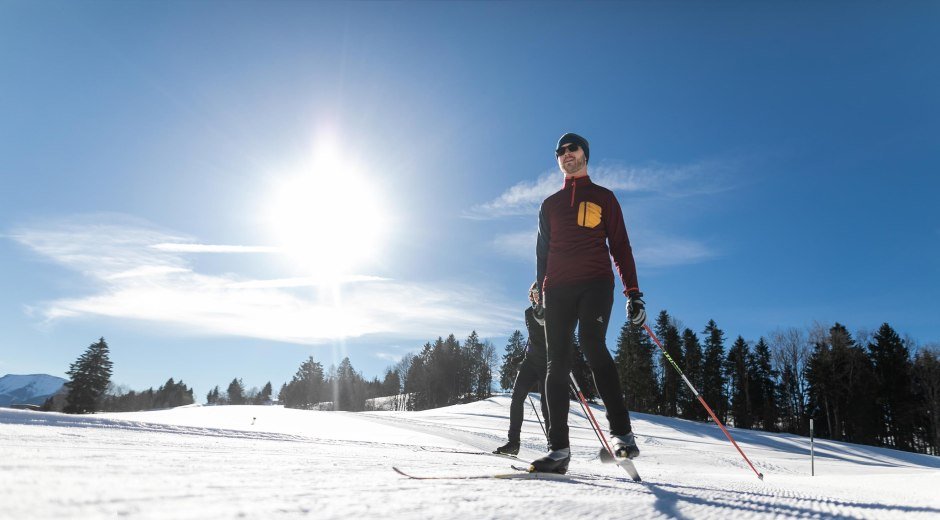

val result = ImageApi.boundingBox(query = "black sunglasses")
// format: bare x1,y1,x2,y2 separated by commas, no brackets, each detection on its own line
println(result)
555,143,580,157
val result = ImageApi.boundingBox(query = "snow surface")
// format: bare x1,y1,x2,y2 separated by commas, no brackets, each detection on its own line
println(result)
1,395,938,519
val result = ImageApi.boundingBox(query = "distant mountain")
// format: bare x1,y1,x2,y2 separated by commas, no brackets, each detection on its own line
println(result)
0,374,67,407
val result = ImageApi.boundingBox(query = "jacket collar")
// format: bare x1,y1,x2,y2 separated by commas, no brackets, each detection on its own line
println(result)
563,175,591,189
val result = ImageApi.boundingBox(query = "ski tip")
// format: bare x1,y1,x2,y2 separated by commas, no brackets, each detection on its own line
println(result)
527,465,537,473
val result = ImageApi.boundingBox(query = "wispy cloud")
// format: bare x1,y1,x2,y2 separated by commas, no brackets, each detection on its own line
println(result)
375,351,403,363
466,160,734,220
491,229,717,268
151,243,281,254
10,215,516,344
475,159,733,267
633,235,717,267
490,231,536,261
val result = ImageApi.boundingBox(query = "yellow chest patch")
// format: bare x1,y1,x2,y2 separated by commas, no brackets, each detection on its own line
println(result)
577,201,602,228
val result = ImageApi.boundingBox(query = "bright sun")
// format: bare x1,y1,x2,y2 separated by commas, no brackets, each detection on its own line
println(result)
264,147,388,278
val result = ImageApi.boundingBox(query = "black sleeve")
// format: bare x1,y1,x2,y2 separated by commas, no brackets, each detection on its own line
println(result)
536,201,550,293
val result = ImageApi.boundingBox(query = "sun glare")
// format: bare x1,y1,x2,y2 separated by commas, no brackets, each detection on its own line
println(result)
264,148,389,279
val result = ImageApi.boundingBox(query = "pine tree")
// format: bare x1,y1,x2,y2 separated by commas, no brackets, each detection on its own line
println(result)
868,323,915,450
404,343,432,410
749,338,779,431
912,347,940,455
654,311,683,417
806,324,879,443
64,337,114,414
725,336,753,428
679,328,706,421
702,320,728,423
282,356,325,409
613,321,658,413
206,385,221,405
382,369,401,397
227,378,246,405
259,382,273,404
335,357,365,411
463,331,492,400
499,330,526,391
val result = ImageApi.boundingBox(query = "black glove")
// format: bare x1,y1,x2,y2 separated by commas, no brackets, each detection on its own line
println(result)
532,304,545,325
627,291,646,326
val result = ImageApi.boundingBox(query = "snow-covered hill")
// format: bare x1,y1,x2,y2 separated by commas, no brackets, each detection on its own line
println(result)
1,395,937,519
0,373,65,406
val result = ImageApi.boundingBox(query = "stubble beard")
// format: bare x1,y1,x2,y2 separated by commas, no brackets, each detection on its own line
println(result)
561,156,586,176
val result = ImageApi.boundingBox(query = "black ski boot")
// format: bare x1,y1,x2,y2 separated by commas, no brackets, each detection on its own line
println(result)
529,447,570,474
493,441,519,456
611,432,640,459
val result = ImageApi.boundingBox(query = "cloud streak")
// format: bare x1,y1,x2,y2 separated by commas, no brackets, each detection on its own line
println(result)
10,215,516,345
474,159,734,267
151,243,281,254
490,230,717,268
466,160,734,220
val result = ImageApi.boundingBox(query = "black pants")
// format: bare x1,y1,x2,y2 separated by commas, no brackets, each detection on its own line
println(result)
544,279,632,450
507,358,550,444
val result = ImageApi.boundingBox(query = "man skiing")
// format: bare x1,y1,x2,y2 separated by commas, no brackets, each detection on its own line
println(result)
494,283,551,456
530,132,647,474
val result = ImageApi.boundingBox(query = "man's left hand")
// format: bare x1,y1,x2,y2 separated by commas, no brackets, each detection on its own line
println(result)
627,291,646,326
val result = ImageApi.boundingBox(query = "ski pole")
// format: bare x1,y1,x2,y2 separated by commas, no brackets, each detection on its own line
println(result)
642,323,764,480
527,394,548,442
568,373,617,460
569,381,609,454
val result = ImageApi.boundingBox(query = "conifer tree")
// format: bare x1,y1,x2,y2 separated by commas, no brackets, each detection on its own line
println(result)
206,386,221,405
806,324,879,443
912,347,940,454
259,382,273,404
725,336,753,428
499,330,526,391
382,369,401,397
679,328,706,421
404,344,432,410
749,338,779,431
282,356,325,409
868,323,915,450
227,378,246,405
702,320,728,422
64,337,114,414
613,321,658,413
654,311,683,417
335,357,365,411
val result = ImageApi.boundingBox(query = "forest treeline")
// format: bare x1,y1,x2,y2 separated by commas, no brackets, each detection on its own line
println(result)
48,314,939,456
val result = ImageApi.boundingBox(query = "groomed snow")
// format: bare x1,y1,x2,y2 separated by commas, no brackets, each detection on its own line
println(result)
1,395,938,519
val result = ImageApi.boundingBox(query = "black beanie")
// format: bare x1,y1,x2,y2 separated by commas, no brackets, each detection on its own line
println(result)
557,132,589,163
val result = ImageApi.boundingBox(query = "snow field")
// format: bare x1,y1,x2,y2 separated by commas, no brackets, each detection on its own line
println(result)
1,395,938,519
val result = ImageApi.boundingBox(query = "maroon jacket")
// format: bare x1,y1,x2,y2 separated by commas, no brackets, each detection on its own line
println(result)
536,175,639,296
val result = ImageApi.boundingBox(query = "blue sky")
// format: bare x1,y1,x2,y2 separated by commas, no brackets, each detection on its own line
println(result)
1,1,937,398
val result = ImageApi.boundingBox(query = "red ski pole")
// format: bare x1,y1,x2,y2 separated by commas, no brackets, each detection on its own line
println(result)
643,323,764,480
